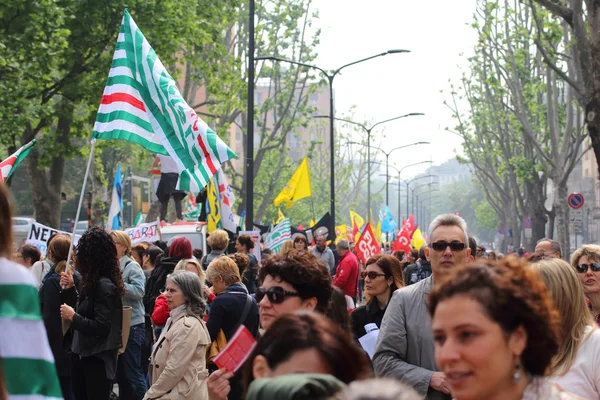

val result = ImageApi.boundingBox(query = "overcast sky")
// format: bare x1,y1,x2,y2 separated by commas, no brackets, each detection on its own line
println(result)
310,0,478,180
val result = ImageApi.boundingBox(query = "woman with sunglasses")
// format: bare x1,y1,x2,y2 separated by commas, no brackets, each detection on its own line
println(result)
571,244,600,326
256,252,333,331
351,254,404,340
531,258,600,399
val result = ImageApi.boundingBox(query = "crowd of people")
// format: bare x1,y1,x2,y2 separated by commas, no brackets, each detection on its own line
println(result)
2,177,600,400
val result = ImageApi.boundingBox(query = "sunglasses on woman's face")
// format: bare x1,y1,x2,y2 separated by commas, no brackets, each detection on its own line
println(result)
361,271,387,280
256,286,300,304
576,263,600,273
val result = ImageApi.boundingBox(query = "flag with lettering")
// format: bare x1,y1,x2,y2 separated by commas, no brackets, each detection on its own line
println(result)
264,218,291,253
0,140,36,182
92,10,236,192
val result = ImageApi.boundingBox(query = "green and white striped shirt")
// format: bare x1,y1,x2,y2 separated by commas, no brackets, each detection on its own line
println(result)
0,257,62,400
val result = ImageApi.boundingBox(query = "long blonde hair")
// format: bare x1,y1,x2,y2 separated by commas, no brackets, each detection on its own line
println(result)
175,258,206,284
531,258,595,375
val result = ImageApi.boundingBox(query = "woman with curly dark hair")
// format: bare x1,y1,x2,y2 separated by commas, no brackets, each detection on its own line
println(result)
428,257,580,399
59,226,124,400
257,252,333,331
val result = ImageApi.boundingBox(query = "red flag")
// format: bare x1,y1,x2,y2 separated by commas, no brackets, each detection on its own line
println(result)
392,226,412,254
355,224,382,264
405,214,417,239
297,224,304,230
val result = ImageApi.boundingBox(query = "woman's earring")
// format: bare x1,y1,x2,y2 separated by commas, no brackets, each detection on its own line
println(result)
513,361,522,382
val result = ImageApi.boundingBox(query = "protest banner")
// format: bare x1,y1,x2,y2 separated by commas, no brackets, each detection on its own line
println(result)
355,223,381,264
239,230,261,265
125,221,161,244
26,222,81,256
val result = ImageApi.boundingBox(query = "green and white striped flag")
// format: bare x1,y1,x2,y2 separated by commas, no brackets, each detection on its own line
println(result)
0,258,62,400
264,218,292,253
92,10,236,192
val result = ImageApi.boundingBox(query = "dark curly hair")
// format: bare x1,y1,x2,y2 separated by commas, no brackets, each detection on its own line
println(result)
228,253,250,277
242,311,372,395
259,253,332,312
236,234,255,251
76,227,125,297
428,256,560,376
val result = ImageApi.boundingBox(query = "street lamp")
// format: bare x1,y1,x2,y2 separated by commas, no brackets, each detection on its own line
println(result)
349,140,429,211
412,181,438,218
256,50,411,226
406,174,437,219
319,113,424,222
415,187,440,227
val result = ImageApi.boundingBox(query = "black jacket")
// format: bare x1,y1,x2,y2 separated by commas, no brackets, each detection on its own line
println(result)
64,276,123,358
403,260,432,285
350,300,387,340
144,256,181,314
39,268,81,377
206,284,259,342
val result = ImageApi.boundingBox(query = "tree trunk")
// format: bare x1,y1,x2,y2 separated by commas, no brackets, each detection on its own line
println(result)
27,100,73,228
553,181,570,260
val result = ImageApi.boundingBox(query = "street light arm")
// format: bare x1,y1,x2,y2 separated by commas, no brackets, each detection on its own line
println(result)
255,55,330,78
385,141,430,158
333,49,410,77
328,116,369,132
400,160,433,175
368,112,425,131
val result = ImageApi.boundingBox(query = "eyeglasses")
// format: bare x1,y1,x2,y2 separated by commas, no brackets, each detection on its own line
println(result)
361,271,387,280
431,241,466,252
576,263,600,273
256,286,301,304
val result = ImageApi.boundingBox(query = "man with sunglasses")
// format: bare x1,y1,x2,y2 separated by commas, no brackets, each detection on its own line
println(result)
535,238,562,259
374,214,471,400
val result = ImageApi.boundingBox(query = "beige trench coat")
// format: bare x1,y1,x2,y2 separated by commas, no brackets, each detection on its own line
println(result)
144,307,211,400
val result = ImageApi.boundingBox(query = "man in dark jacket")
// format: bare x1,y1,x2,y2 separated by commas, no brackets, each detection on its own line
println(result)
403,246,432,285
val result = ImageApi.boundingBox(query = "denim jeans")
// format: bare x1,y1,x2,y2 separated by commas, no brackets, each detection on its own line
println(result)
117,323,148,400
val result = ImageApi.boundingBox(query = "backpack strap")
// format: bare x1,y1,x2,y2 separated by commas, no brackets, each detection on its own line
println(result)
227,293,253,338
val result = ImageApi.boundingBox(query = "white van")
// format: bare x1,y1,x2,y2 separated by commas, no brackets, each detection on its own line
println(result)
159,221,208,254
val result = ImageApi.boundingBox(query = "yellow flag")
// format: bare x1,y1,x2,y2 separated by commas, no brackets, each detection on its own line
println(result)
310,219,317,227
207,178,220,232
274,158,312,209
276,208,286,224
334,224,347,244
349,210,365,231
375,220,382,243
411,228,426,251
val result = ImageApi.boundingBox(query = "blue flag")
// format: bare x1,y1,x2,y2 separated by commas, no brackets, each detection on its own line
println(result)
107,164,123,230
380,206,397,233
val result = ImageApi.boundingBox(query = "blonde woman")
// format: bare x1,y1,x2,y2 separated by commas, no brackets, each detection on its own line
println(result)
201,229,229,270
571,244,600,326
278,239,294,255
532,258,600,398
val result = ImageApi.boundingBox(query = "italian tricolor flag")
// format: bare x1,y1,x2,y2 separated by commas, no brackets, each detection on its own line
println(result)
0,139,36,182
92,10,236,192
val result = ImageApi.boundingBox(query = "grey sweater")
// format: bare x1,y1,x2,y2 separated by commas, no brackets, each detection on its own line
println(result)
119,255,146,326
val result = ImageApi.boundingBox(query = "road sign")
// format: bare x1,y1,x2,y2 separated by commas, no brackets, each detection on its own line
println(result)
524,228,532,239
568,193,585,209
524,217,532,229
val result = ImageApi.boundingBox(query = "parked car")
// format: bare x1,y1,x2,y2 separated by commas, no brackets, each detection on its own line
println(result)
12,217,35,246
74,220,90,236
159,221,207,254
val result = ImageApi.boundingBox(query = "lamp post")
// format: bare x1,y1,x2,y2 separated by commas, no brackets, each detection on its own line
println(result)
415,188,440,227
348,140,429,212
405,174,437,219
319,113,424,222
255,50,410,227
412,181,437,220
398,162,433,219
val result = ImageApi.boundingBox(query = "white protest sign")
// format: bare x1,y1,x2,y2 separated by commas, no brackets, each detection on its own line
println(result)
26,222,81,256
239,230,262,265
125,221,161,244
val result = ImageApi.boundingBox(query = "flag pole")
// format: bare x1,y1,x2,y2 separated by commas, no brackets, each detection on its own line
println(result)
64,138,96,282
310,197,316,224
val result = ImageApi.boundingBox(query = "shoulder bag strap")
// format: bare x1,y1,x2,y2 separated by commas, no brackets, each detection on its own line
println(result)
228,294,253,337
